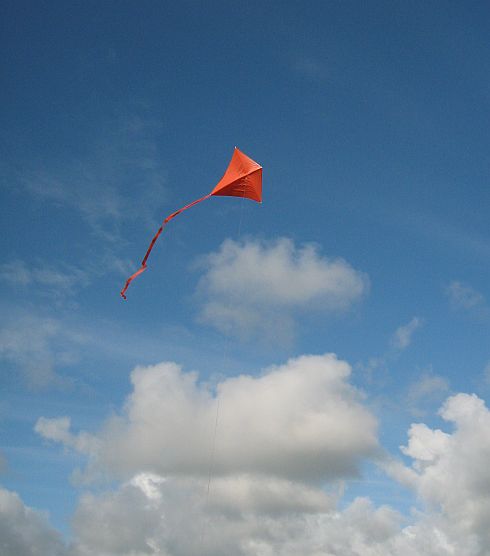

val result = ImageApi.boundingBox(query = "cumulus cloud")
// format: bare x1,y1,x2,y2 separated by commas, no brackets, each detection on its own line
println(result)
197,238,369,342
387,393,490,554
67,475,467,556
38,354,378,483
0,486,66,556
28,360,490,555
68,476,406,556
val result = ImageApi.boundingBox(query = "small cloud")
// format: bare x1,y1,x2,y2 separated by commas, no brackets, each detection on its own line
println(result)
292,56,327,80
391,317,423,351
358,318,424,385
35,416,98,455
445,281,486,311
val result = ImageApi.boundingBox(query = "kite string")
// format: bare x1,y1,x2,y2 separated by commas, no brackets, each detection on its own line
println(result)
199,182,248,546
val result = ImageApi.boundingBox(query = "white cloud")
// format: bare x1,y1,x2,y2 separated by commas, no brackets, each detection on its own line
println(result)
0,486,66,556
197,238,369,342
35,416,99,455
387,393,490,554
69,476,407,556
445,281,486,311
27,358,490,555
38,354,378,484
391,317,423,350
25,336,490,556
67,475,466,556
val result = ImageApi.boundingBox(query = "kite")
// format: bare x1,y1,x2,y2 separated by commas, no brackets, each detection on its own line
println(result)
120,147,262,299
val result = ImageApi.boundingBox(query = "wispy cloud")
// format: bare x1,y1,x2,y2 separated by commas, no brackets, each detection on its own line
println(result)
360,316,424,383
16,111,167,243
292,56,328,80
0,255,133,304
445,280,486,312
391,317,423,351
0,314,86,389
406,372,450,417
0,260,90,298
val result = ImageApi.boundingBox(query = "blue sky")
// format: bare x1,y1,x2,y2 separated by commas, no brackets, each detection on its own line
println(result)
1,2,490,554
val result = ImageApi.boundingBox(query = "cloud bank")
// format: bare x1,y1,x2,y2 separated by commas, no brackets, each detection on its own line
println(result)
8,359,490,555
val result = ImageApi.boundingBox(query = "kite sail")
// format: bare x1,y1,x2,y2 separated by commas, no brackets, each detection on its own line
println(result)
120,147,262,299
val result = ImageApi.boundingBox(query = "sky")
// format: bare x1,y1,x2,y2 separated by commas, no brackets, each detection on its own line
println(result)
1,1,490,554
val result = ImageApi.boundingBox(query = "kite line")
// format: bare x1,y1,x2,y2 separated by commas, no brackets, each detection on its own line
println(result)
199,183,249,548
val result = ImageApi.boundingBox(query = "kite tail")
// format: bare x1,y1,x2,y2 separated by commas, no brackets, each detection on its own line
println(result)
120,193,213,299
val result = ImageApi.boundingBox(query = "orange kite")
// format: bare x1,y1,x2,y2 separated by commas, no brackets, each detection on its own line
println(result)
121,147,262,299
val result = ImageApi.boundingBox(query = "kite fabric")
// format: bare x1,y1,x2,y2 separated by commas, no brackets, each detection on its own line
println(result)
120,147,262,299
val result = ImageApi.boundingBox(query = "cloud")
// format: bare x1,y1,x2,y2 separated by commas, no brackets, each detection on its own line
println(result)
38,353,378,483
387,393,490,554
66,474,467,555
35,416,99,455
28,358,490,555
445,281,486,311
0,314,86,388
0,486,66,556
359,317,423,382
391,317,423,350
68,475,406,556
196,238,369,342
2,463,473,556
